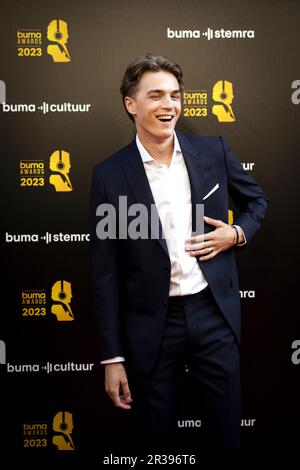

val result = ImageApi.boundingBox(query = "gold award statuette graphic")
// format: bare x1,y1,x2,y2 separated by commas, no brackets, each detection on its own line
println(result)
47,19,71,62
212,80,236,122
51,280,74,321
49,150,73,192
52,411,75,450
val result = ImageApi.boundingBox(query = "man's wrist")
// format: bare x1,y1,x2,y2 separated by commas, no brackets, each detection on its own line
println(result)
231,225,239,245
233,225,246,246
101,356,125,365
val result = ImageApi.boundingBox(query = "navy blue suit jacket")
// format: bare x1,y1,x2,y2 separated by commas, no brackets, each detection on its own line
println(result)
90,133,268,373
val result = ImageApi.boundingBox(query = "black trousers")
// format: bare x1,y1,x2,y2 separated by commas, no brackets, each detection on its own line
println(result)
127,287,241,452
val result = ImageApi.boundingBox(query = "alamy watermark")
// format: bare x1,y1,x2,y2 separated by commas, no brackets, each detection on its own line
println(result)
0,340,6,365
0,80,6,104
95,196,204,241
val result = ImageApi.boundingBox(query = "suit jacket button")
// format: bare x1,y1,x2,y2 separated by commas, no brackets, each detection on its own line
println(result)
162,300,167,305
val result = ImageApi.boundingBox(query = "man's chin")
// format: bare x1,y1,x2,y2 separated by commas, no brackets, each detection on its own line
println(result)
155,126,175,140
140,125,176,141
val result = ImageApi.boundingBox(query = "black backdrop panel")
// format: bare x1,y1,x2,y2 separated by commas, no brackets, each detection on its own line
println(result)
1,0,300,462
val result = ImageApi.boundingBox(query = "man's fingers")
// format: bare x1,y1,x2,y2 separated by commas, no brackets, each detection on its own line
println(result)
186,242,217,258
203,216,224,227
121,379,133,403
186,241,213,255
109,387,132,409
187,218,224,245
104,363,132,410
185,239,209,252
199,248,217,261
188,234,207,243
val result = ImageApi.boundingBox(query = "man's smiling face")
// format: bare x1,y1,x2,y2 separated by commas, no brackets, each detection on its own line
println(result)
125,70,182,141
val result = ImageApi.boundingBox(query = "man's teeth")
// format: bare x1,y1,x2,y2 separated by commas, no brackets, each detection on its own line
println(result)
157,115,173,121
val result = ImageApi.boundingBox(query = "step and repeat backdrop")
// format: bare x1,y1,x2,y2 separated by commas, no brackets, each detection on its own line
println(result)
1,0,300,463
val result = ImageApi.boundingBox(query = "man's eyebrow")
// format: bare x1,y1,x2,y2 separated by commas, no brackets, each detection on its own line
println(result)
146,89,181,94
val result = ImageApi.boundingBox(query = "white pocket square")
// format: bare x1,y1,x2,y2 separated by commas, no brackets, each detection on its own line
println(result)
203,183,219,200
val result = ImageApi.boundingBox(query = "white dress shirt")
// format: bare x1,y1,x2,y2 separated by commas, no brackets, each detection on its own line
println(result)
136,132,208,296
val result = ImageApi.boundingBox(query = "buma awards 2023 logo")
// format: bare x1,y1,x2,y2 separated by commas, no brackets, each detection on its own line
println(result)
23,411,76,450
17,19,71,62
183,80,236,122
21,279,74,322
19,149,73,191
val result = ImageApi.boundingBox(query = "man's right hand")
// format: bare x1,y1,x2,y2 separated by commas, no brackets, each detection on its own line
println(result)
104,362,133,410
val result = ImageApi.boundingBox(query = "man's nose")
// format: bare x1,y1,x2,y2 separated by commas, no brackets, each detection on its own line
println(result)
161,95,173,108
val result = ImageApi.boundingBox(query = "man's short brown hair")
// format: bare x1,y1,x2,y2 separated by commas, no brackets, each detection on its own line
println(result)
120,53,184,122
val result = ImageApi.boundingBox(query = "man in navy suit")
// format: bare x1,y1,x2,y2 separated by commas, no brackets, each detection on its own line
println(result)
90,53,268,451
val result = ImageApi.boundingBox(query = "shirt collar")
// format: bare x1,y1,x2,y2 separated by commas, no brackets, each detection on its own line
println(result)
136,132,181,164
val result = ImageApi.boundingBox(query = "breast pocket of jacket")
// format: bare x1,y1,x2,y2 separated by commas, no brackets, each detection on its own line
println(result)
203,183,220,202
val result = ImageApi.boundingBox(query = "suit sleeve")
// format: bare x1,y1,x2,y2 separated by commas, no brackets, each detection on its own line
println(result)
90,165,124,361
221,136,269,245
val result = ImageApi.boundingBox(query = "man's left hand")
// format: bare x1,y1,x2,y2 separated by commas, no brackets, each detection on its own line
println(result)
185,216,241,261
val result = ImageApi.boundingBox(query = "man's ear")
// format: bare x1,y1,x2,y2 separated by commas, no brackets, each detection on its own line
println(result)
124,96,136,119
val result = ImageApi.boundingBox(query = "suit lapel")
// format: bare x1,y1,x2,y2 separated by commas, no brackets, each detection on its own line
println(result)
177,133,212,280
122,140,169,256
176,132,205,234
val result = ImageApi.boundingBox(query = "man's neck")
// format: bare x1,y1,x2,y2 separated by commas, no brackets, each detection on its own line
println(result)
137,130,175,166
